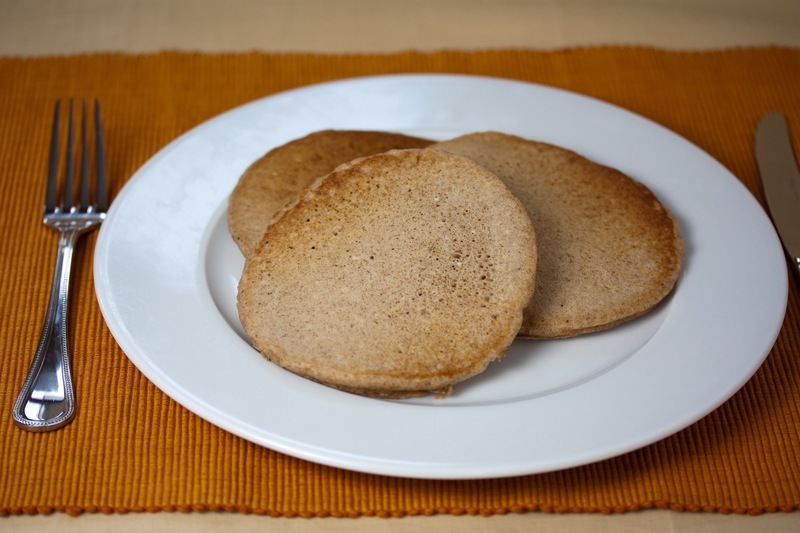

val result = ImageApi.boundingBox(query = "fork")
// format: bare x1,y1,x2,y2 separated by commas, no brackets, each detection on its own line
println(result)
12,100,108,431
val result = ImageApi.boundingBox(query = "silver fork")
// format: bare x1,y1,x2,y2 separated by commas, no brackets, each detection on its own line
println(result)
12,100,108,431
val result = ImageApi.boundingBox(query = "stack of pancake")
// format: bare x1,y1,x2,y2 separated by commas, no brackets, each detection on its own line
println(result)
230,130,683,398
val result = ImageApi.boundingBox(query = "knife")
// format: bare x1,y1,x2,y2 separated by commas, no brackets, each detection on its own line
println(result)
756,112,800,276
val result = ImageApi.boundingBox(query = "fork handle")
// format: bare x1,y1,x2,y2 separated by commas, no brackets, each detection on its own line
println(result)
13,229,80,431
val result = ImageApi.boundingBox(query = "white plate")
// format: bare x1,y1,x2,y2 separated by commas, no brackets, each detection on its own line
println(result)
94,74,787,479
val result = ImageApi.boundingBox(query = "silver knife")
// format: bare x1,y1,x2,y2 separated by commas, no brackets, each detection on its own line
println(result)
756,112,800,275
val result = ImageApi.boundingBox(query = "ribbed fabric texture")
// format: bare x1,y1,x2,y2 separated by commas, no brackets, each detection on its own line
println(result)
1,47,799,517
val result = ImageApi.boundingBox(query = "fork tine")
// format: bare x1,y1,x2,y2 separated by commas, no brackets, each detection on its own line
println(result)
78,100,90,210
94,100,108,211
63,100,75,209
45,101,60,212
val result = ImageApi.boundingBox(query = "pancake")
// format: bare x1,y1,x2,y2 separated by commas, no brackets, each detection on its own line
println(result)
228,130,432,258
237,149,537,398
432,132,683,339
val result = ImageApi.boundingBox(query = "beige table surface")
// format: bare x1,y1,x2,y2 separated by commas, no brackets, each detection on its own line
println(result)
2,1,799,532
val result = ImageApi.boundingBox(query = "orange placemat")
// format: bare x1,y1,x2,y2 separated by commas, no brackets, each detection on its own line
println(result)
1,47,799,517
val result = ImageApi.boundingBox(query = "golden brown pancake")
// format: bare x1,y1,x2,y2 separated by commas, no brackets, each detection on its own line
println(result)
228,130,432,258
432,132,683,339
237,149,537,398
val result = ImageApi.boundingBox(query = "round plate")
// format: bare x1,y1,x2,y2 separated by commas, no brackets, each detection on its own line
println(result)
94,74,787,479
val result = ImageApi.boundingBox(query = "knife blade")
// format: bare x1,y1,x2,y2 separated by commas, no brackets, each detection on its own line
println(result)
756,112,800,274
